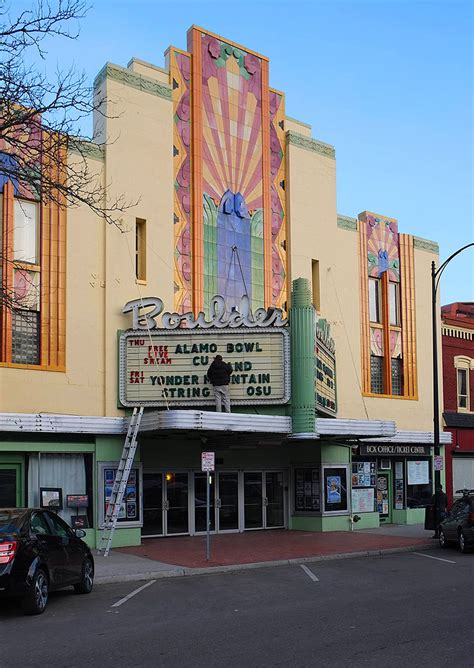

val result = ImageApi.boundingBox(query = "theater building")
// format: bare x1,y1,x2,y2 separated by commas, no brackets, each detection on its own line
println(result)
0,27,450,547
441,302,474,503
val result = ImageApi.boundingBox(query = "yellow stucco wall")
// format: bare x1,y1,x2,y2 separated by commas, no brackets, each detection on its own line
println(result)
0,56,441,430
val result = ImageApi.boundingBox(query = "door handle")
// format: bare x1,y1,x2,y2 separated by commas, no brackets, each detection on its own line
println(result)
164,500,170,511
263,497,268,506
216,499,222,509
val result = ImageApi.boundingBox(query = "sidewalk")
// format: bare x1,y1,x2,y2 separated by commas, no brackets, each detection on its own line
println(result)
94,524,435,585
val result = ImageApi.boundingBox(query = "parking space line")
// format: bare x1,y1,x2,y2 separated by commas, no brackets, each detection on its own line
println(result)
300,564,319,581
111,580,157,608
413,552,456,564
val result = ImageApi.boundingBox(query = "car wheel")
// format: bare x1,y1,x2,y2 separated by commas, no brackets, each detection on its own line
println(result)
74,558,94,594
22,568,49,615
458,530,470,554
439,529,448,548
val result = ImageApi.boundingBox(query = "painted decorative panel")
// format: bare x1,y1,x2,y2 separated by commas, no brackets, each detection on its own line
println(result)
269,90,287,309
0,115,42,200
184,27,287,317
170,49,192,314
370,327,384,356
390,329,402,359
364,212,400,282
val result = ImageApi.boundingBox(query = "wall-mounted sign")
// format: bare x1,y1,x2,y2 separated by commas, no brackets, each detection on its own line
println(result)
119,327,290,407
66,494,89,508
359,444,431,457
315,318,337,416
122,295,287,331
351,488,375,513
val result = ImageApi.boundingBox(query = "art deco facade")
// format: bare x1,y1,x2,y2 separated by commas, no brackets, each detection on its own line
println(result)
0,27,450,545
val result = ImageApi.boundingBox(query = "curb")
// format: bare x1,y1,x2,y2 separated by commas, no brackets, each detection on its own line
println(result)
94,541,435,586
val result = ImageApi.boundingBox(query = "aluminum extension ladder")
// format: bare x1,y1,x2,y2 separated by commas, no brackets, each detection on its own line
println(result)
98,407,144,557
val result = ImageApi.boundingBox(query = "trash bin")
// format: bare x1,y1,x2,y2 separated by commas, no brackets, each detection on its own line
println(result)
424,504,435,530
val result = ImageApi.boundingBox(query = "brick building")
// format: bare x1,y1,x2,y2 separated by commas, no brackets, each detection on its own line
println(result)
442,302,474,503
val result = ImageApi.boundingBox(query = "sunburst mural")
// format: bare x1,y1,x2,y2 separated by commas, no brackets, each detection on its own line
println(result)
366,213,400,282
172,27,288,316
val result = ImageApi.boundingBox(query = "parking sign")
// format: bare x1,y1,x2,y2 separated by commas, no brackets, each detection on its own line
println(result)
201,452,215,472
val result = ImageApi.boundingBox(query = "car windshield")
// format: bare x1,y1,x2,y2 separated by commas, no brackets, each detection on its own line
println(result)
0,510,23,533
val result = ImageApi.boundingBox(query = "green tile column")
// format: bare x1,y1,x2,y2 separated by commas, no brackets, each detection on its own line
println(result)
290,278,316,434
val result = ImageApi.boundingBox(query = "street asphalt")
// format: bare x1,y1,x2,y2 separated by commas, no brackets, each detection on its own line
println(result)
0,548,473,667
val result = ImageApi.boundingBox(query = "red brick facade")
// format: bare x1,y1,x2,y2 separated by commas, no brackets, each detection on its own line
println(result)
441,302,474,503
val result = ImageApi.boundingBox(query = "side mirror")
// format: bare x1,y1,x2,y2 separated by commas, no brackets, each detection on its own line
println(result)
74,528,86,538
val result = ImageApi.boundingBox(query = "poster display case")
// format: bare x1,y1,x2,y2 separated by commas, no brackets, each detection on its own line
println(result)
98,462,143,528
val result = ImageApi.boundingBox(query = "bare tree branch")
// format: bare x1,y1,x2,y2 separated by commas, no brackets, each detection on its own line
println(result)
0,0,137,312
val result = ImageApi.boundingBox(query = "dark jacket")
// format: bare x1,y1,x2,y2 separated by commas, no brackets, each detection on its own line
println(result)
432,489,448,513
207,359,232,386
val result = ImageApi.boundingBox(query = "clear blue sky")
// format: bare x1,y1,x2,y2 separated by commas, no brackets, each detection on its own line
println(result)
20,0,474,304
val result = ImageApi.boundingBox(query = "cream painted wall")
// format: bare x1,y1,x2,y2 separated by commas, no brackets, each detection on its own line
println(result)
287,140,439,430
97,72,174,416
0,58,441,429
0,153,106,415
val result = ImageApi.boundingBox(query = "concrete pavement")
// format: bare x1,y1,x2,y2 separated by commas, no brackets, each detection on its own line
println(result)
94,524,436,585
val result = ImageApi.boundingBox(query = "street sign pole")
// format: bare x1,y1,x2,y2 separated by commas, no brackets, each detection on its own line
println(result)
206,472,210,561
201,451,215,562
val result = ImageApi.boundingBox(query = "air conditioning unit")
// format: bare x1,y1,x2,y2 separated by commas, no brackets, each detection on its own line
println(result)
379,459,391,470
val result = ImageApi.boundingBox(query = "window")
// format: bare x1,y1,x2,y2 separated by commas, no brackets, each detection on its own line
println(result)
12,309,40,364
30,512,50,536
391,358,403,396
389,282,400,326
368,278,381,323
370,355,384,394
135,218,147,282
457,368,469,410
14,199,38,264
311,260,320,312
45,511,72,538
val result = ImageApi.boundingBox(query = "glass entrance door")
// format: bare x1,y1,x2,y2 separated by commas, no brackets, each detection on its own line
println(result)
194,473,215,532
217,472,239,531
143,473,163,536
143,472,189,536
244,471,285,530
165,472,189,534
265,472,285,528
244,472,264,529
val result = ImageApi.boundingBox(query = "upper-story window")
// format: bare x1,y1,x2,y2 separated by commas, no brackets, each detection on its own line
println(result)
457,369,468,409
454,356,472,412
369,278,381,323
14,199,39,264
389,282,400,326
135,218,147,282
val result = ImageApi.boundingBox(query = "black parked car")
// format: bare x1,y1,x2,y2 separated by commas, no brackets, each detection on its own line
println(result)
0,508,94,615
439,490,474,553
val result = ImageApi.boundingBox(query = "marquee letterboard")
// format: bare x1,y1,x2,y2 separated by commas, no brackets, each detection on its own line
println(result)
119,327,290,407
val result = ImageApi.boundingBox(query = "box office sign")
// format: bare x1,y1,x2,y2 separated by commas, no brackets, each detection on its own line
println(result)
119,327,290,407
359,444,431,456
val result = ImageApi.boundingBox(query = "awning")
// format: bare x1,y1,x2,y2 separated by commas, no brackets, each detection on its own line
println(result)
360,430,452,444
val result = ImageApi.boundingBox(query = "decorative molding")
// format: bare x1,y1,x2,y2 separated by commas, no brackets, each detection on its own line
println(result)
126,57,169,77
337,214,357,231
93,62,172,101
441,325,474,341
286,131,335,159
413,235,439,254
69,138,105,162
285,115,311,130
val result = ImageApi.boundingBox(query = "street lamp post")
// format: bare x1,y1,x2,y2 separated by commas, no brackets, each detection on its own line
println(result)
431,242,474,489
